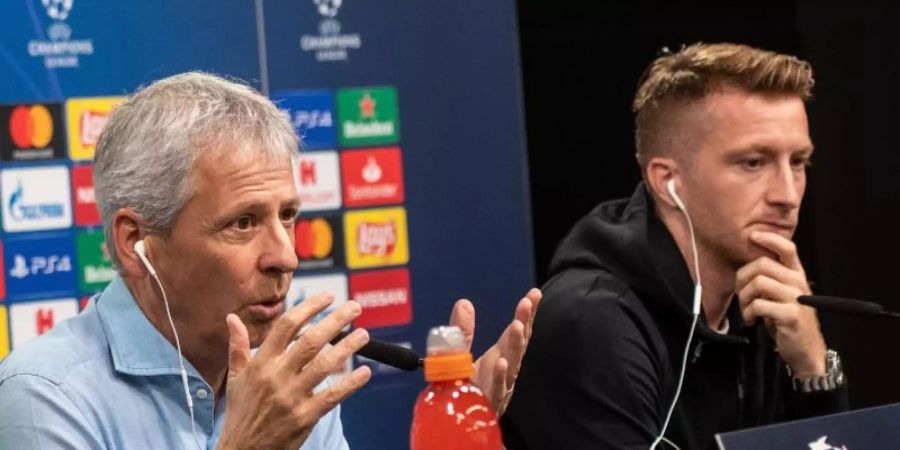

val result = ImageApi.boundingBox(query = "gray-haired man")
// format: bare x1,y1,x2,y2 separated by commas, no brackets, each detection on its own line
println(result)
0,72,541,449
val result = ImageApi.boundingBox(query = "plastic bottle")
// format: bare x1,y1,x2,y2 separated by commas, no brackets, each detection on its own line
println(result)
410,326,503,450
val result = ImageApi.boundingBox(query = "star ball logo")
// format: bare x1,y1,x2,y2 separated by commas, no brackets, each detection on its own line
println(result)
28,0,95,69
300,0,361,62
0,104,66,161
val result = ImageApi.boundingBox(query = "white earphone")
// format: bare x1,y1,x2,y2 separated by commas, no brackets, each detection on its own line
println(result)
651,178,703,450
133,239,202,450
134,240,156,276
666,178,687,213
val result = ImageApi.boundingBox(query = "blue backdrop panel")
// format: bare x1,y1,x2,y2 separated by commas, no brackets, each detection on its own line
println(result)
0,1,532,449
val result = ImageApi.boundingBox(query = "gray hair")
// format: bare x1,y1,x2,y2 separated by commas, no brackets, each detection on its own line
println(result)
94,71,299,271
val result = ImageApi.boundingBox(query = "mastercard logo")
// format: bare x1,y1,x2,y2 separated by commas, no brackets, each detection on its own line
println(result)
9,105,54,149
295,218,334,259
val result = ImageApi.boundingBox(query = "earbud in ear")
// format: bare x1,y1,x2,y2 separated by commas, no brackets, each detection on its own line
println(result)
666,178,687,212
134,240,157,276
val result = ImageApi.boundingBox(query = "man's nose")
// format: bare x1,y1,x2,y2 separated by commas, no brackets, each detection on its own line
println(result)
259,220,299,274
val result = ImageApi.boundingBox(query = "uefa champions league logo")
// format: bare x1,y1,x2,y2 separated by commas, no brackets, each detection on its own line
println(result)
42,0,73,21
28,0,94,67
313,0,342,18
302,0,360,62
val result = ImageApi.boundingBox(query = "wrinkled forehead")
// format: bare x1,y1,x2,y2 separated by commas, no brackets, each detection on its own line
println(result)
194,139,301,193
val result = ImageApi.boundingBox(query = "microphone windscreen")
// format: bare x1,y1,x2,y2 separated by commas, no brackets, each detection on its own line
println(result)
798,295,884,317
330,330,422,371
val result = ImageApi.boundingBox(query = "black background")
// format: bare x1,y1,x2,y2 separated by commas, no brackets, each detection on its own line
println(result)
518,1,900,410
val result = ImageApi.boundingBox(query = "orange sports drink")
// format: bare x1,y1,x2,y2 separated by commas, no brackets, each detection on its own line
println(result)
410,326,503,450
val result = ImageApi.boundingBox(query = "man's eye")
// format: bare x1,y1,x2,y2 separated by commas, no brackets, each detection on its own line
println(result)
281,209,298,222
792,157,812,169
234,216,254,230
741,158,764,170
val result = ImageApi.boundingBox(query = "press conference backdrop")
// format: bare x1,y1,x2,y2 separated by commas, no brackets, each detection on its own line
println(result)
0,1,533,449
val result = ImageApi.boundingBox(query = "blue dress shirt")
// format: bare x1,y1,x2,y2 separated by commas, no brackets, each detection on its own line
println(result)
0,275,348,449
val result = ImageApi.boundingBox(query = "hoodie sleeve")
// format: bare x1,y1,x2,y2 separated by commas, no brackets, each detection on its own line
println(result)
500,270,668,450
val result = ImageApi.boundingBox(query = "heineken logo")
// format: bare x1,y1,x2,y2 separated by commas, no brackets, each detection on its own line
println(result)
337,87,400,147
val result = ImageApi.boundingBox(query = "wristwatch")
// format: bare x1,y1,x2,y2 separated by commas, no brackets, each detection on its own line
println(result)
789,349,846,393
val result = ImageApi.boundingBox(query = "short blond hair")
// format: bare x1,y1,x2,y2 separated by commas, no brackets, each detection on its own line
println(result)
634,42,814,167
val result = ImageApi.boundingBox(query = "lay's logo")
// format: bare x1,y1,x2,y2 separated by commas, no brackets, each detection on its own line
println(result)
356,221,397,257
344,207,409,269
65,97,125,161
78,110,108,147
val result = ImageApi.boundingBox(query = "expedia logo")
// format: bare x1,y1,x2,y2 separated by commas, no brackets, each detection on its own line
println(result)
294,215,344,270
0,104,65,161
356,222,397,257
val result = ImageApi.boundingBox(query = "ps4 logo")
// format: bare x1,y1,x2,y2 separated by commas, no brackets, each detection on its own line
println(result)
292,109,333,131
10,253,73,279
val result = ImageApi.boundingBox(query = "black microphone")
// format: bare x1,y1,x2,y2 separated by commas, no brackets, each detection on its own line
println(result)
798,295,900,319
329,330,423,371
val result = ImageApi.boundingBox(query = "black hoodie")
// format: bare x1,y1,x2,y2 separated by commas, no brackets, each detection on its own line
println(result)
501,184,847,450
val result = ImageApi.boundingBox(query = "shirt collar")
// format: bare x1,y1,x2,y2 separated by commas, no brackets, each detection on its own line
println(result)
97,275,201,378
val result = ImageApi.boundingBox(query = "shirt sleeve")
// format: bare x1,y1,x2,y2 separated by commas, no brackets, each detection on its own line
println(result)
0,374,104,449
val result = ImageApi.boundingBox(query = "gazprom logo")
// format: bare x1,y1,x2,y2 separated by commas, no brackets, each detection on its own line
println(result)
1,166,72,233
8,181,65,221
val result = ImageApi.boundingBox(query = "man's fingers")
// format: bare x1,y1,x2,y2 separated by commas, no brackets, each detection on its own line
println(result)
285,301,362,373
295,327,369,392
735,257,806,294
226,313,251,380
502,320,526,387
742,298,802,327
449,299,476,351
524,288,542,341
749,232,803,271
489,357,509,413
738,275,803,310
304,366,372,418
257,293,335,361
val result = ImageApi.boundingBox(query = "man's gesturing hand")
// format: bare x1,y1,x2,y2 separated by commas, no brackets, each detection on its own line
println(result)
217,294,372,450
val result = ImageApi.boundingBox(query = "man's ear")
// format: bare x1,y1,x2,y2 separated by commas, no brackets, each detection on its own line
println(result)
646,156,682,210
111,208,149,278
